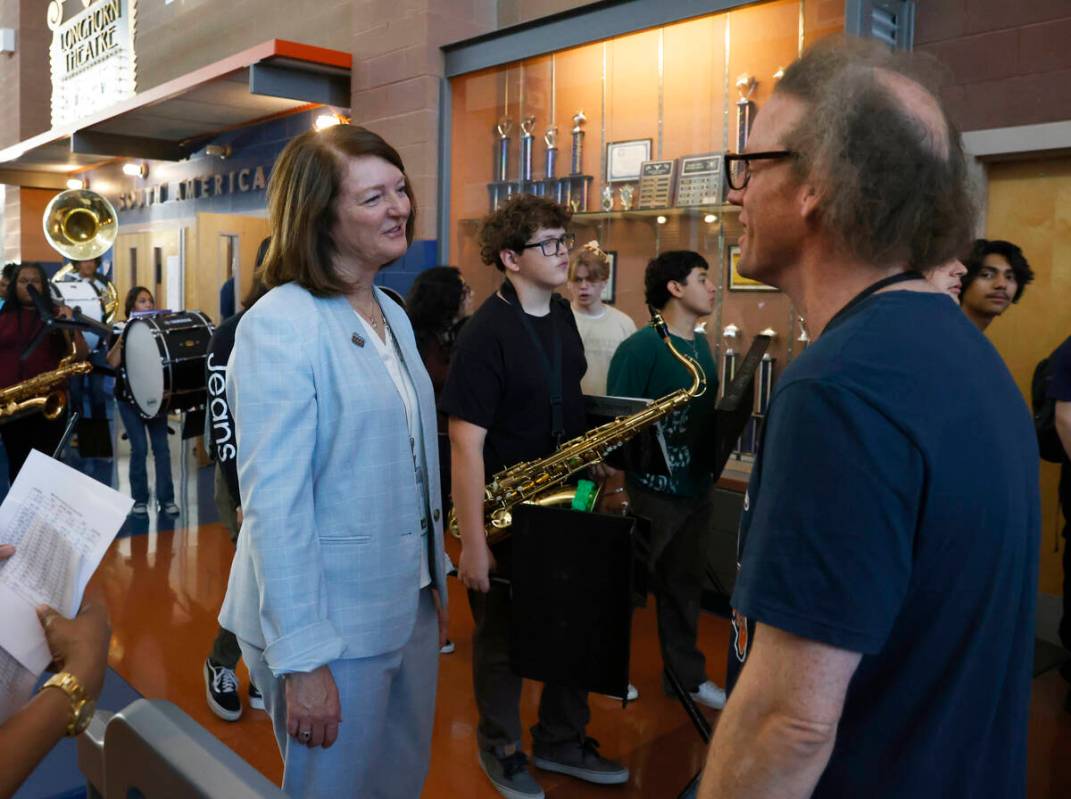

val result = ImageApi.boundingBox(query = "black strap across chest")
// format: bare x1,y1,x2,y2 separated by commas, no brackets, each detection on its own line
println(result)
499,279,565,445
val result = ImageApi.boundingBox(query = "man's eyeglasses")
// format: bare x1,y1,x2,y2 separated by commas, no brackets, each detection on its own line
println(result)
724,150,795,191
521,233,575,257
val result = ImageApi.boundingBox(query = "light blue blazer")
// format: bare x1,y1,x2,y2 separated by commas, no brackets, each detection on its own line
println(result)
218,282,448,677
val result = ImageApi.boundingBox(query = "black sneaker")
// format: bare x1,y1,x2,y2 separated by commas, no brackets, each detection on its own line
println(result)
478,748,544,798
532,736,629,785
204,657,242,721
248,680,265,711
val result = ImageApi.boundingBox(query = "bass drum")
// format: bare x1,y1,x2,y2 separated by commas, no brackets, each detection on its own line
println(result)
121,311,215,419
50,279,106,349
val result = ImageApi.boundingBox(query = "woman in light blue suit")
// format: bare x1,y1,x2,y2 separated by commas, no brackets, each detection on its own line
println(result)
219,125,449,798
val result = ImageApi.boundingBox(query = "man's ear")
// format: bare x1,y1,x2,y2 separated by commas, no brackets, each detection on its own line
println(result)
799,180,821,221
666,279,685,300
499,248,520,274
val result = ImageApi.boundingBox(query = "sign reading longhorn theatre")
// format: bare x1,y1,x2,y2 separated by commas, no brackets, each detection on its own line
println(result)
49,0,137,127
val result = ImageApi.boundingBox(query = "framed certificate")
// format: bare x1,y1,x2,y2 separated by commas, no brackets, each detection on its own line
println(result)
606,139,652,183
728,245,777,291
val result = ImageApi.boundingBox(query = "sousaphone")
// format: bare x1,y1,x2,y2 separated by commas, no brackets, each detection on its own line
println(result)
43,188,119,323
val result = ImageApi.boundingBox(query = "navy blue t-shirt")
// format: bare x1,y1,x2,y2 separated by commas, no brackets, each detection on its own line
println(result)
728,290,1040,799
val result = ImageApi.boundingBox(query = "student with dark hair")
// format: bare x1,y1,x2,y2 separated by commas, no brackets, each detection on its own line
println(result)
66,255,114,422
1047,335,1071,713
441,193,628,798
960,238,1034,331
607,250,723,711
202,240,271,722
406,265,472,506
0,263,87,481
106,286,178,518
0,262,16,310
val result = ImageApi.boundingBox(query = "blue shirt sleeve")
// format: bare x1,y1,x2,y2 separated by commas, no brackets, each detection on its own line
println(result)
732,378,924,655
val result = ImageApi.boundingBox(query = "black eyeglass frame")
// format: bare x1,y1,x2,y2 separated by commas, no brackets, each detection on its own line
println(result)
519,233,576,257
724,150,795,191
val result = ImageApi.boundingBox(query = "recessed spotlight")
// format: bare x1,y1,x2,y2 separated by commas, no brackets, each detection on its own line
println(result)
122,162,147,178
315,112,349,131
704,213,717,223
656,215,667,225
66,177,85,190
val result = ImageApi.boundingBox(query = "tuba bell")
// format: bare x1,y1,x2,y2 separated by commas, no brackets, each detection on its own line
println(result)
43,188,119,322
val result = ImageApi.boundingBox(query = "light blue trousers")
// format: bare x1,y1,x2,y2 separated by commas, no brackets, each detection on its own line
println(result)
239,587,439,798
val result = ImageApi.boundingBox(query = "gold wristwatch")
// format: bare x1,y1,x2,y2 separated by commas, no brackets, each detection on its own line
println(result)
41,672,95,736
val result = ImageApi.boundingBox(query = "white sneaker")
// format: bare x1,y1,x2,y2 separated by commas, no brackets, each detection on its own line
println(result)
690,680,726,710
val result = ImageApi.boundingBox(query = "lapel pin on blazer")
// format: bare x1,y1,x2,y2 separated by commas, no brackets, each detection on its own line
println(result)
352,332,366,348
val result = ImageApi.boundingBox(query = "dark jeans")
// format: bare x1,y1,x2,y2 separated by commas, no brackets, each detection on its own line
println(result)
628,481,713,691
468,580,590,753
210,465,241,670
0,413,67,482
69,365,109,420
116,400,173,504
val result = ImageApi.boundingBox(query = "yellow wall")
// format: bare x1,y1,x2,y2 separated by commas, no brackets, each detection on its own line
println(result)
113,213,269,322
985,157,1071,595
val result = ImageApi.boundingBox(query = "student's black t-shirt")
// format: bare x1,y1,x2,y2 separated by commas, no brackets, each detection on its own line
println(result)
728,291,1039,799
439,283,588,482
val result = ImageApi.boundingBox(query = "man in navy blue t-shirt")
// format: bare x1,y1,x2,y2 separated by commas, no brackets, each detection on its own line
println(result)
698,40,1040,799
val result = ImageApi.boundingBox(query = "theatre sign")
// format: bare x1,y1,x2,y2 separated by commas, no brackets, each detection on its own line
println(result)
49,0,137,127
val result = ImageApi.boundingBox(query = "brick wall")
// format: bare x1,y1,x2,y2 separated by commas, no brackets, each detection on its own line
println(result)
133,0,351,92
917,0,1071,131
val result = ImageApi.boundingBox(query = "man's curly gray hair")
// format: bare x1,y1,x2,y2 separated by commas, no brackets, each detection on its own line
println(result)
776,37,976,272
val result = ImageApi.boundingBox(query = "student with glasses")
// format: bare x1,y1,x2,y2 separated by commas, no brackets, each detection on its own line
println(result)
441,194,629,798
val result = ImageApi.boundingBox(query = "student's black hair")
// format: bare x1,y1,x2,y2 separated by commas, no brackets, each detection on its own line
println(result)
961,239,1034,303
644,250,709,310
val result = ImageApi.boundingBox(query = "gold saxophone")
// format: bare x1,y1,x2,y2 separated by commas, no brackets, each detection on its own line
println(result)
449,311,707,544
0,341,91,422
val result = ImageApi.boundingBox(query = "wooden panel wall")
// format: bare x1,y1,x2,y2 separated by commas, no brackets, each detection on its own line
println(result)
985,156,1071,595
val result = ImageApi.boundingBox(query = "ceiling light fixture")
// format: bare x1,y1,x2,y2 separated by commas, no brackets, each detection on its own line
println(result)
122,162,148,178
314,112,349,131
65,177,85,190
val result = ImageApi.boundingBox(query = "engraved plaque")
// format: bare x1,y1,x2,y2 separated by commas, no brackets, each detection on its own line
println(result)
675,153,725,207
636,159,677,209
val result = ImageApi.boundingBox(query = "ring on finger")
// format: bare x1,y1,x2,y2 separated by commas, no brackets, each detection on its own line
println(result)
299,729,312,741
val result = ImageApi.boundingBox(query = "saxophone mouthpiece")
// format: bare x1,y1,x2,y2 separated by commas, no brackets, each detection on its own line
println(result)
650,308,670,339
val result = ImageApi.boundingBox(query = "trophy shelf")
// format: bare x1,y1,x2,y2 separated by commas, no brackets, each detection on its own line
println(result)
457,203,740,227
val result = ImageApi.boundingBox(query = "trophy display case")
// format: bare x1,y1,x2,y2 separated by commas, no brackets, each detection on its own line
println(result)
447,0,845,464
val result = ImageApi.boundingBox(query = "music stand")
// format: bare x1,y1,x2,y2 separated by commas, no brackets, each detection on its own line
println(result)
509,504,635,700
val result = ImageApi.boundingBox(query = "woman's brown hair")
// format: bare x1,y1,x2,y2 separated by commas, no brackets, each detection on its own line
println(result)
260,125,416,296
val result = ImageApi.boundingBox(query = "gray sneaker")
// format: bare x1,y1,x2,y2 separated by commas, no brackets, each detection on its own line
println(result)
532,736,629,785
478,749,544,799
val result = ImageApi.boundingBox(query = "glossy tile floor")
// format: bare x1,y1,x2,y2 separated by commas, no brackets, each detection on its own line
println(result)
7,402,1071,797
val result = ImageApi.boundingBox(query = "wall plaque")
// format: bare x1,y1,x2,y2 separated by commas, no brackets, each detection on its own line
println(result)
636,159,676,209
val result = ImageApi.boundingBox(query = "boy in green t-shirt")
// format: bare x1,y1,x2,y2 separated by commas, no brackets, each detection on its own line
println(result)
607,250,725,709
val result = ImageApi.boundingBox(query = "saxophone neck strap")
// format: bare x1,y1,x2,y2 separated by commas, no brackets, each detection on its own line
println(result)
501,278,565,446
